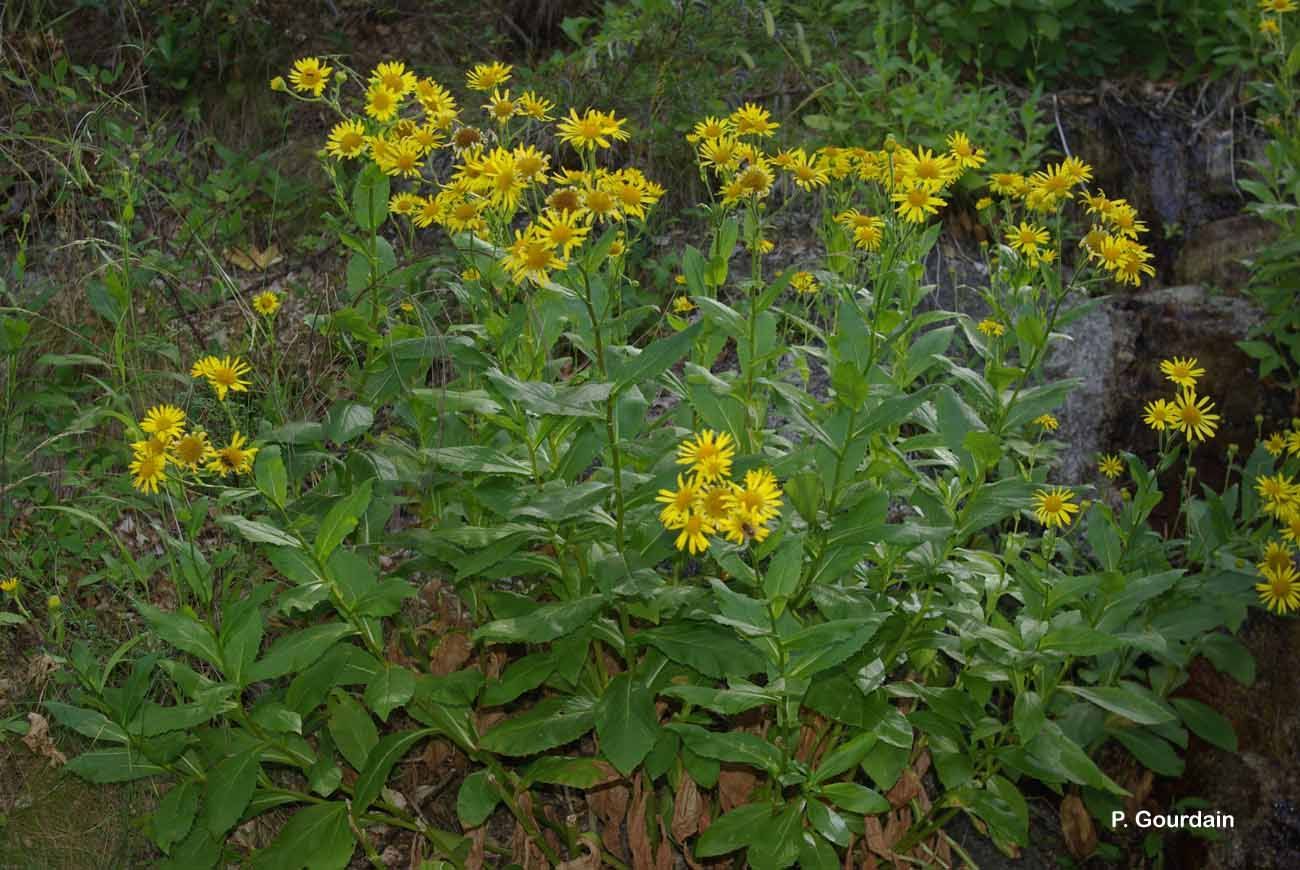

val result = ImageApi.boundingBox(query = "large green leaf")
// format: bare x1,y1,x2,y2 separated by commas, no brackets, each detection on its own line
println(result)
456,769,500,827
1062,684,1176,726
818,781,890,814
364,664,416,723
352,728,436,813
44,702,129,745
314,480,373,561
472,594,606,644
351,163,389,231
785,616,886,680
248,624,357,683
205,749,261,836
694,803,770,858
479,696,596,756
595,673,659,775
611,319,702,392
218,515,302,549
65,748,167,783
327,690,378,771
251,801,356,870
667,723,783,774
1171,698,1237,752
135,601,223,669
636,621,766,679
423,446,533,476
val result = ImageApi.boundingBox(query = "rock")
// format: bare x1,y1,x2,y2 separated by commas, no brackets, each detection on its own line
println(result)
1174,215,1277,291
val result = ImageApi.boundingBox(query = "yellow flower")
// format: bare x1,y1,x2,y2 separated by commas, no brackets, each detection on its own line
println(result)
1288,430,1300,456
132,435,170,459
502,228,566,285
1260,16,1281,33
252,291,281,317
47,595,61,611
415,78,457,117
783,148,829,190
1098,454,1124,480
1160,356,1205,388
656,473,703,525
891,184,946,223
513,144,551,181
288,57,332,97
666,511,715,554
698,137,742,173
1281,515,1300,544
1032,486,1079,529
1257,562,1300,614
730,468,783,525
1256,472,1297,507
729,102,779,137
608,233,627,257
1006,221,1050,258
1258,0,1296,12
370,61,416,97
517,90,556,121
1259,540,1295,576
896,146,960,191
556,108,629,150
129,451,168,494
140,404,186,441
480,147,526,210
1034,414,1059,431
466,61,512,92
988,173,1026,196
976,196,993,210
462,267,481,282
1143,398,1173,431
686,115,732,143
534,209,591,258
484,88,517,125
378,137,424,178
171,430,214,471
755,239,774,254
672,296,696,314
1168,390,1220,443
326,119,368,160
946,131,986,169
195,355,252,401
1,576,20,595
977,319,1005,337
1264,433,1287,457
677,430,736,483
207,431,258,476
791,271,819,294
852,221,884,252
364,86,401,122
720,509,772,546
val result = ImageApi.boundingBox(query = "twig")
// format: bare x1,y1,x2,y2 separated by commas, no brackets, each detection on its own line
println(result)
1052,94,1071,158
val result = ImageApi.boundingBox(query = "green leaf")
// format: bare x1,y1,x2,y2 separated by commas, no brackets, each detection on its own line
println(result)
218,515,301,549
44,702,129,745
314,480,373,561
520,756,615,788
325,402,374,444
364,665,416,723
611,320,702,393
351,163,390,231
480,651,555,707
1171,698,1237,752
1019,722,1127,795
1013,691,1046,742
151,780,200,854
205,750,261,836
694,803,770,858
659,683,776,716
248,624,357,683
1108,727,1184,777
819,781,890,814
1061,684,1176,726
327,690,378,771
748,798,804,869
637,621,766,679
250,801,356,870
352,729,435,813
667,723,783,773
65,748,167,783
763,535,803,608
135,601,222,669
1040,624,1124,656
956,775,1028,846
423,446,533,476
472,594,606,644
479,696,596,756
595,673,659,775
485,368,611,417
456,769,500,827
785,616,886,680
254,446,289,509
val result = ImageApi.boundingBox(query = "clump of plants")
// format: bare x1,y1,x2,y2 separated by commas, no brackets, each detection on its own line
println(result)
22,54,1285,869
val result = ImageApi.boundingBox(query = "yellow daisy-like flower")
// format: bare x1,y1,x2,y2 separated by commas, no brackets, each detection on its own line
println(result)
1034,414,1060,431
720,509,772,546
1288,430,1300,456
946,131,986,169
687,115,732,143
1256,472,1297,504
534,209,591,258
171,430,213,472
1281,515,1300,544
1032,486,1079,529
784,148,830,191
988,172,1027,196
556,108,629,151
140,404,186,441
891,184,946,224
252,291,280,317
791,271,819,294
1264,433,1287,457
897,146,960,191
0,576,18,595
730,468,783,525
462,267,481,282
666,511,715,555
1258,0,1297,12
288,57,332,97
512,144,551,181
608,233,627,257
734,160,775,199
1169,390,1221,443
326,119,368,160
484,88,517,125
129,452,168,494
852,221,885,252
1260,16,1281,33
729,102,779,137
672,296,696,314
517,90,556,121
677,430,736,483
371,61,416,97
1006,222,1050,257
1142,398,1173,431
1259,540,1295,576
976,196,994,210
132,435,170,459
502,228,566,285
656,473,703,525
1160,356,1205,388
755,239,774,254
699,485,734,524
207,431,259,476
466,61,512,91
977,319,1005,337
196,355,252,401
364,86,401,123
415,78,457,116
1257,562,1300,614
1098,454,1124,480
698,137,742,173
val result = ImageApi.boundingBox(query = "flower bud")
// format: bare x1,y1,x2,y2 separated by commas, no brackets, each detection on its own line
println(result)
269,76,286,92
47,595,61,610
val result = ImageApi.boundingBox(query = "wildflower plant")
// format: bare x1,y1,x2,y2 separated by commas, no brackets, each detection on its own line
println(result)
44,58,1266,869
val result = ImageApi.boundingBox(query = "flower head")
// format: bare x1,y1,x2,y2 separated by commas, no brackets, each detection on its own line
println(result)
1034,414,1060,432
672,296,696,314
729,103,779,137
1032,486,1079,529
252,291,281,317
677,430,736,483
1169,390,1221,443
1099,454,1124,480
977,319,1005,337
1258,562,1300,614
1264,433,1287,457
207,431,258,476
666,511,715,554
791,271,819,295
289,57,332,96
730,468,783,526
129,451,168,494
140,405,186,442
2,576,20,595
1160,356,1205,388
326,119,368,159
466,61,512,92
1143,398,1174,431
656,473,703,525
194,355,252,401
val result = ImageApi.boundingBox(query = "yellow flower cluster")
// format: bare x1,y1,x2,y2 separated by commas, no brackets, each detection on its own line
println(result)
279,57,667,288
654,431,783,554
1262,427,1300,459
1256,540,1299,613
1141,357,1220,443
1078,190,1155,286
1259,0,1296,35
127,403,258,494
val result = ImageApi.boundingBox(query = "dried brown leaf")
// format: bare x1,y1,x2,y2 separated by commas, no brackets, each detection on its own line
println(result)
557,834,602,870
628,773,654,870
22,712,66,766
1061,794,1097,859
670,774,704,842
718,766,758,812
429,632,472,676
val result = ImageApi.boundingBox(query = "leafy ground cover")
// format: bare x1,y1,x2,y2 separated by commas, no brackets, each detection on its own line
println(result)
2,2,1300,868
